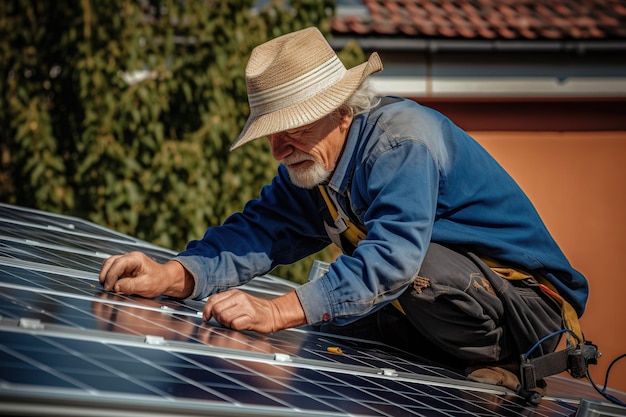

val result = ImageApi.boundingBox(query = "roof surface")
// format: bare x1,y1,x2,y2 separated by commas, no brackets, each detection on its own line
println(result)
332,0,626,40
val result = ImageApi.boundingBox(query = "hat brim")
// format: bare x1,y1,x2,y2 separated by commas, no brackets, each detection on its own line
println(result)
230,52,383,151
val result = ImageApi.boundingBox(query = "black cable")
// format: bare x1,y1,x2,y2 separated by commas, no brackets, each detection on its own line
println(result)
603,353,626,391
585,354,626,407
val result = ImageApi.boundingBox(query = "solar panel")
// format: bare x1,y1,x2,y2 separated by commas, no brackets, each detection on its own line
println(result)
1,202,625,416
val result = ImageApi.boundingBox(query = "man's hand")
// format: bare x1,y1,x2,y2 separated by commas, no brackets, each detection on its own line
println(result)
99,251,194,299
203,290,306,333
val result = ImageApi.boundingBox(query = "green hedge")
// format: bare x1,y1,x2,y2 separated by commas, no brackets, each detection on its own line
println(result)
0,0,365,283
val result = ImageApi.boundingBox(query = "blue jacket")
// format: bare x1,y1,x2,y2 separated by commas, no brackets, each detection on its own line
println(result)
175,97,588,326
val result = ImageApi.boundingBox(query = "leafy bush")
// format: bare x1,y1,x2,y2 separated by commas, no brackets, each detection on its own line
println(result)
0,0,366,283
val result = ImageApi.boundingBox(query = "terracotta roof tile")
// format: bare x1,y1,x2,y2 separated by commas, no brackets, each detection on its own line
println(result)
332,0,626,40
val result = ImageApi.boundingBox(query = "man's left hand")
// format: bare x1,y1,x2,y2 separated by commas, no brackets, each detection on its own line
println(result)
202,290,307,333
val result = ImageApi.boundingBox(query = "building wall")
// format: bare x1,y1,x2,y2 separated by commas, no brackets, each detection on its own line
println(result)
473,130,626,393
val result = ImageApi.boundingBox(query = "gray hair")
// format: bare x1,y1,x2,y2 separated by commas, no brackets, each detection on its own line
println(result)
332,78,381,121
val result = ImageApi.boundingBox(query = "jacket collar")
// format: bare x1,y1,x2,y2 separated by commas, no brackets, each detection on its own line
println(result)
326,111,369,196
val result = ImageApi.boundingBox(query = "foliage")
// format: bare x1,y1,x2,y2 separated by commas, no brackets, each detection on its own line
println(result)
0,0,366,284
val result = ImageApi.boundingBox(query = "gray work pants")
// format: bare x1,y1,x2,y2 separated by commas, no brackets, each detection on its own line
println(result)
320,243,563,374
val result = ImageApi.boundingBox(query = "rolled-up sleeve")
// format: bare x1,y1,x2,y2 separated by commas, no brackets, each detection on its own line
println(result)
295,277,335,324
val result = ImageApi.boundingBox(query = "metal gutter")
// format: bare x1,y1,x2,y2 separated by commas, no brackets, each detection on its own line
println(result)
329,37,626,53
370,76,626,98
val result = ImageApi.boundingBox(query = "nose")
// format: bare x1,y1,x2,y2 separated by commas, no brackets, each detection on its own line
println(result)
268,133,293,160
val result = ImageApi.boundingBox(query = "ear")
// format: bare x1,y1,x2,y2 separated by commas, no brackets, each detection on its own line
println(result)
338,110,354,133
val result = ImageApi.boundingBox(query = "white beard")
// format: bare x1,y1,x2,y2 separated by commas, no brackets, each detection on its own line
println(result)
282,155,331,189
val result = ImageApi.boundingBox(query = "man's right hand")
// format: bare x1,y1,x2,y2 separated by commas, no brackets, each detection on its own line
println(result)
99,251,194,299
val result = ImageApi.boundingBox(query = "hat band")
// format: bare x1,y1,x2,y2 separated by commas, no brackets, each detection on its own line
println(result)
248,56,346,115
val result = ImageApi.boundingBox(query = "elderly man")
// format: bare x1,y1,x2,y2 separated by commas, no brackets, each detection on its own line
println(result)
100,27,588,392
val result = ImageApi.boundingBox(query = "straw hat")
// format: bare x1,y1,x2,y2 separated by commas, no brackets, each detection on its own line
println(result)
230,27,383,151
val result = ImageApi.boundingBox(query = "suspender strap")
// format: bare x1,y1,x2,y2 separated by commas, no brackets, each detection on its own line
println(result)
318,185,366,244
318,185,406,314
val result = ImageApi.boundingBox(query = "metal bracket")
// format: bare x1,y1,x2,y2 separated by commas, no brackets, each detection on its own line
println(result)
519,341,600,405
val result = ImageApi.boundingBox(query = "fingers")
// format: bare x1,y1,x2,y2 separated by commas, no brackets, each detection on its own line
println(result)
98,251,160,297
99,254,120,287
99,253,191,299
113,275,142,296
203,291,241,326
203,290,274,333
99,254,130,292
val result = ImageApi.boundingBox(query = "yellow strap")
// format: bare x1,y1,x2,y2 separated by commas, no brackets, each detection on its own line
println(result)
319,186,406,314
390,299,406,314
318,185,366,243
481,257,583,347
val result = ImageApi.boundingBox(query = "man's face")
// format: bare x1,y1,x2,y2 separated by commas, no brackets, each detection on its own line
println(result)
268,112,352,189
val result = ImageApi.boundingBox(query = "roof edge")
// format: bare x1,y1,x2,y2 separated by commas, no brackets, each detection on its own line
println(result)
329,37,626,53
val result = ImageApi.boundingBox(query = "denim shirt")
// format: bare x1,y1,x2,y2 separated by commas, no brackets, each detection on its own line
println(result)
175,98,589,326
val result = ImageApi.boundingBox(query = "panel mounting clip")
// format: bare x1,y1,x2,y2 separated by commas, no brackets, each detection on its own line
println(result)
144,335,167,345
380,368,398,377
273,353,293,362
18,318,44,330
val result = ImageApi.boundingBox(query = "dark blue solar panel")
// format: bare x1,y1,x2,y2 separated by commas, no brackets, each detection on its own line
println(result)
0,328,583,416
1,203,625,416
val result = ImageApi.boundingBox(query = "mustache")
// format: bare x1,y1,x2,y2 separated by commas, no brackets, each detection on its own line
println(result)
281,153,315,166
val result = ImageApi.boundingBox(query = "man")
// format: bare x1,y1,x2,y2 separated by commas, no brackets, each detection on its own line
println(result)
100,27,588,392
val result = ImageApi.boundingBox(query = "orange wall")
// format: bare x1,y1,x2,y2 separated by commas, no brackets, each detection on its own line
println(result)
473,131,626,393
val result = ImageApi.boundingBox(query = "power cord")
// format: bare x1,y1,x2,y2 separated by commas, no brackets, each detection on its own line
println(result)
586,353,626,407
524,328,580,357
